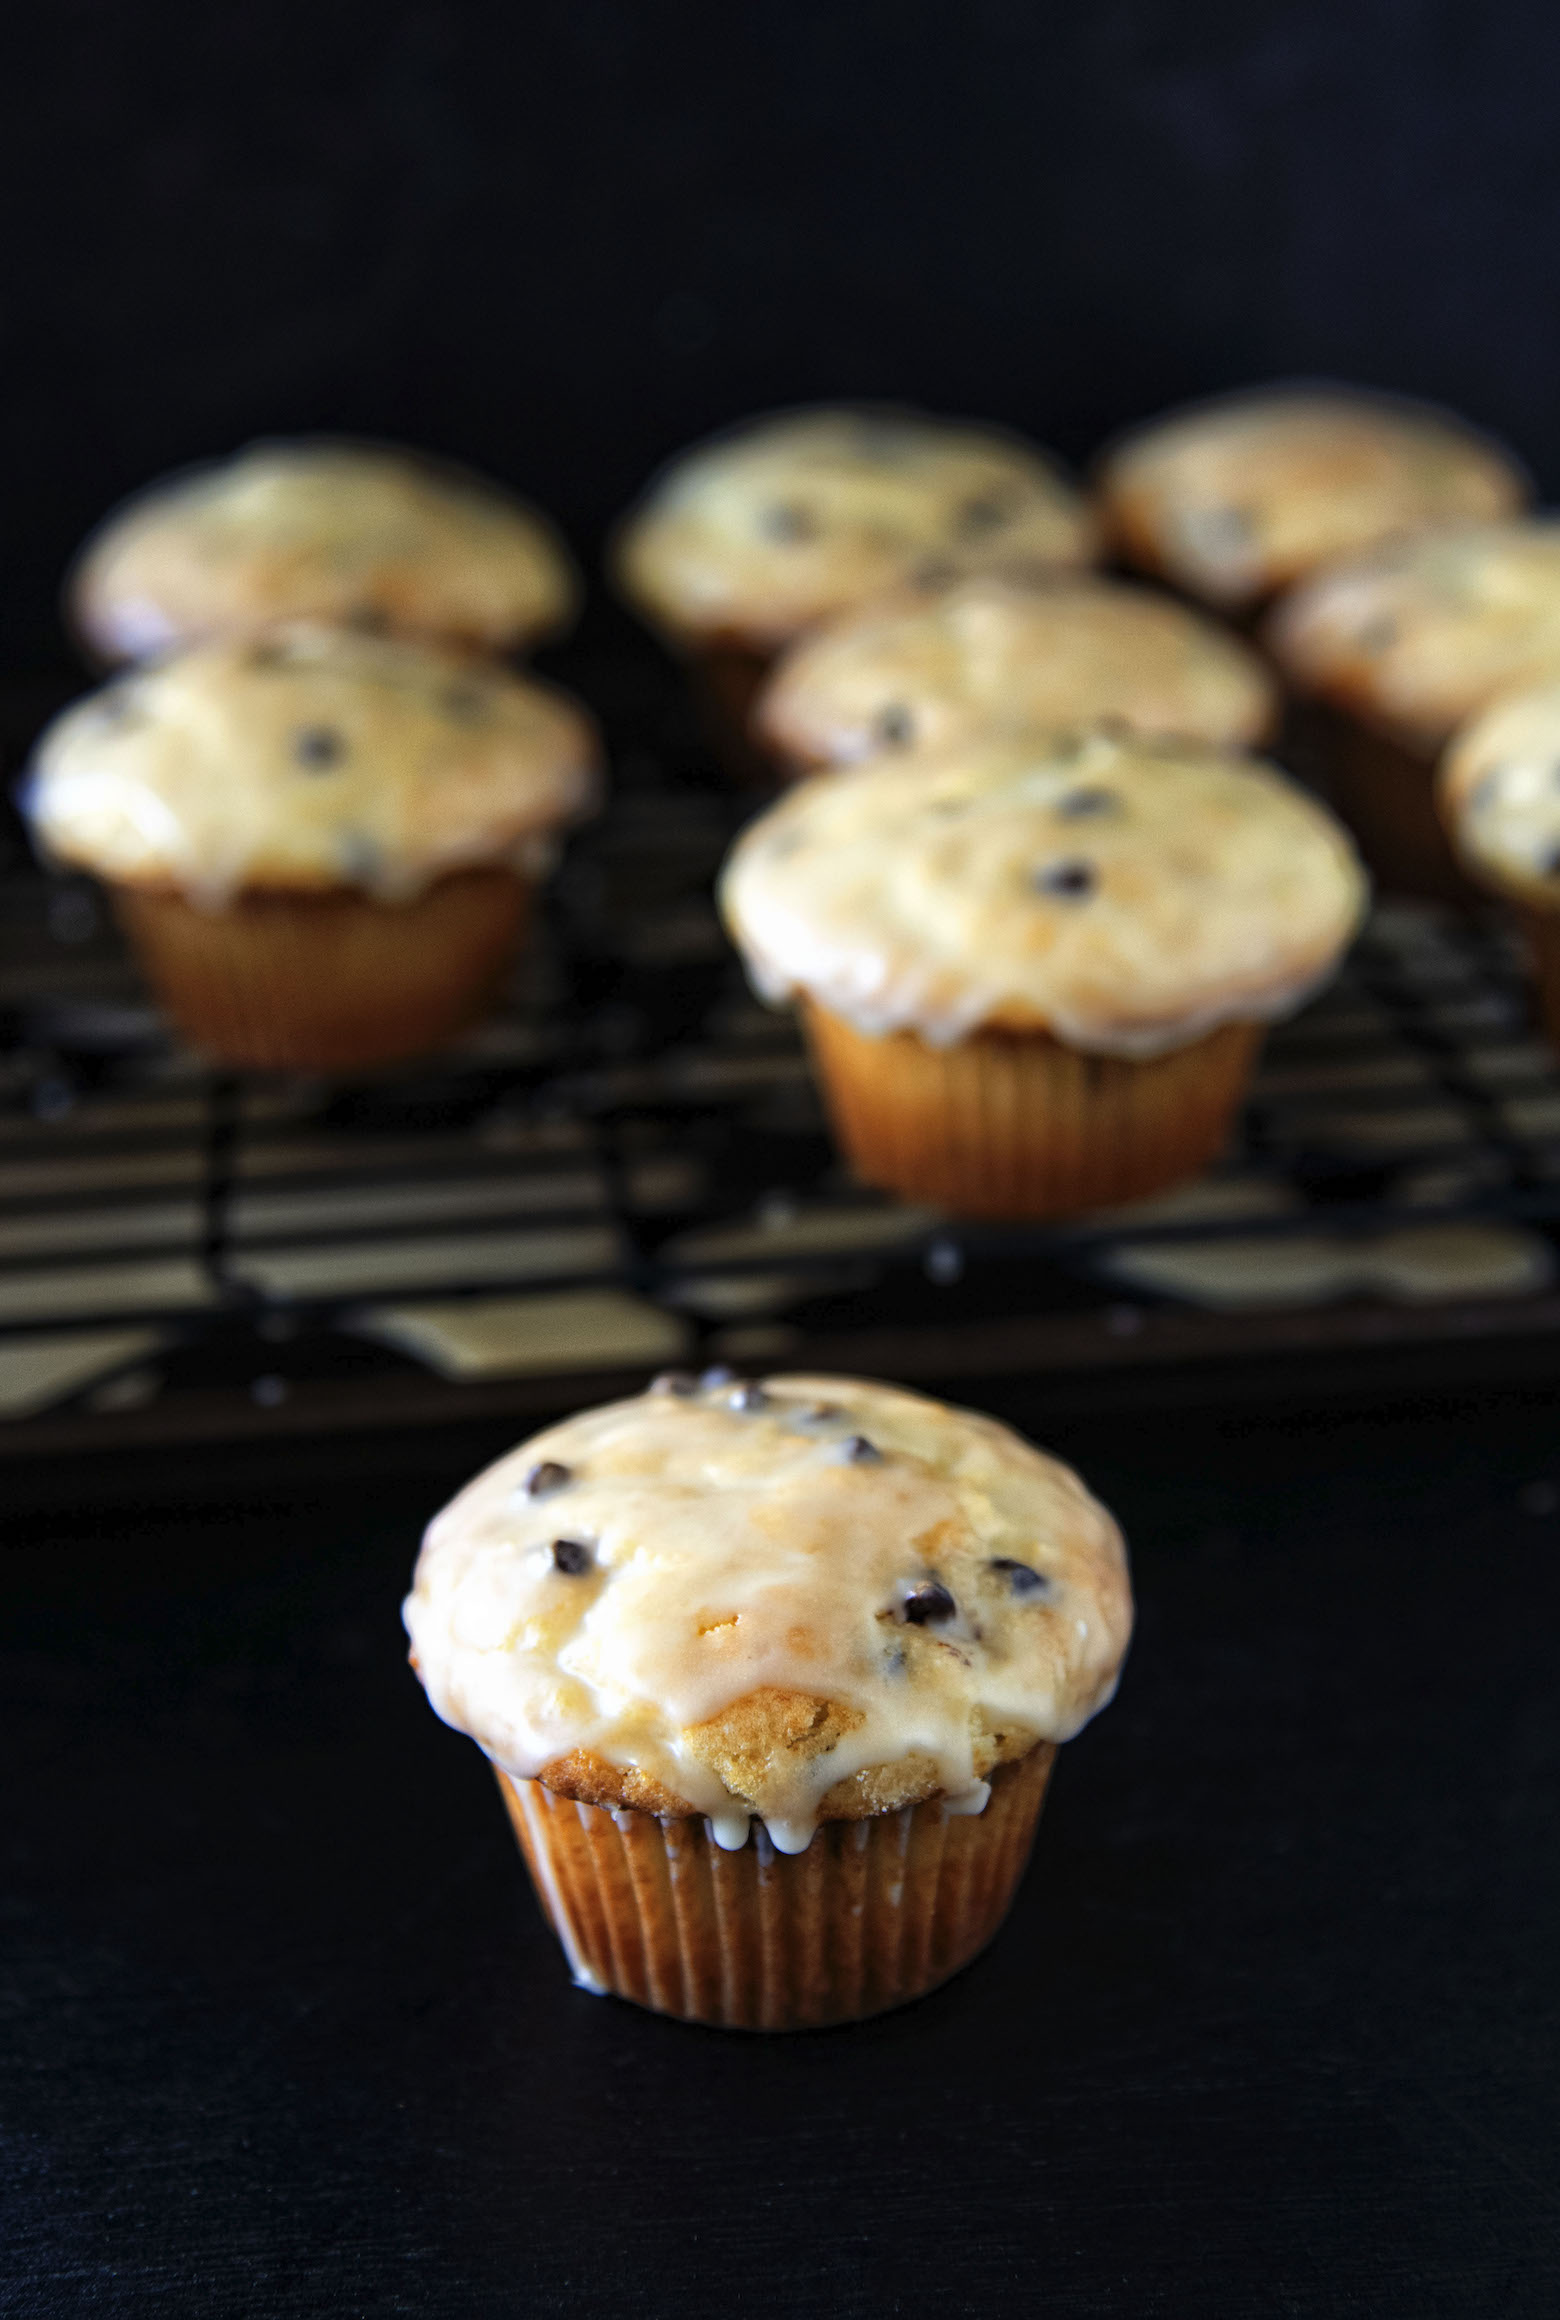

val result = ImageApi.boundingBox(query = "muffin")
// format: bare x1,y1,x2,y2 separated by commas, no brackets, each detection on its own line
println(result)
613,406,1098,766
1099,385,1527,614
756,572,1278,776
69,439,580,665
1268,520,1560,898
1438,682,1560,1044
22,624,599,1071
403,1369,1133,2029
719,731,1367,1218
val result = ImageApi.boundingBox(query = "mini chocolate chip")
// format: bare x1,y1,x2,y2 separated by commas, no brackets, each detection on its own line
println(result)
990,1556,1050,1598
841,1434,882,1463
1033,859,1096,899
801,1401,838,1422
956,494,1012,536
650,1370,699,1396
442,683,489,722
524,1460,572,1496
294,724,345,769
699,1363,738,1390
1055,787,1118,818
730,1382,768,1412
551,1538,592,1575
902,1581,955,1624
762,503,817,543
874,702,915,748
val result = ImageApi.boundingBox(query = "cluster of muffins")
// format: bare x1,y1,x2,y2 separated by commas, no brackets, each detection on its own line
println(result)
27,441,600,1070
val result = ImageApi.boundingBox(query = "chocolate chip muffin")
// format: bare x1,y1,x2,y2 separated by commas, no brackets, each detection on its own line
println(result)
719,730,1366,1217
1099,385,1527,614
612,406,1098,771
69,439,580,664
1439,681,1560,1045
755,573,1278,775
23,624,599,1070
404,1369,1133,2028
1268,520,1560,898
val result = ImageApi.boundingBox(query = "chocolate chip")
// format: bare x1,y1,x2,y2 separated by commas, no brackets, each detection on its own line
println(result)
841,1434,882,1463
699,1363,738,1390
956,494,1012,536
650,1370,698,1396
873,702,915,749
294,725,345,769
1055,788,1118,819
902,1581,955,1624
801,1401,837,1423
730,1382,768,1412
551,1538,592,1575
990,1556,1050,1598
762,503,817,543
523,1460,572,1496
1033,859,1096,899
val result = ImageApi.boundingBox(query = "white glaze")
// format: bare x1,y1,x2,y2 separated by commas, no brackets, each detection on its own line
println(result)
405,1374,1133,1853
719,730,1367,1059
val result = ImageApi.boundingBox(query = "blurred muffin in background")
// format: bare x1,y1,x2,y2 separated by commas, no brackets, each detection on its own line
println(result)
1268,519,1560,898
1098,386,1527,614
69,439,581,665
23,625,599,1072
1439,681,1560,1045
612,405,1098,768
405,1369,1133,2029
756,572,1278,777
719,729,1367,1220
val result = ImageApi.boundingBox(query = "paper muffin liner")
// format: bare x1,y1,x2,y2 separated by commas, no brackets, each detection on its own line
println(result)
498,1742,1057,2031
1303,703,1474,902
112,865,531,1073
800,998,1259,1221
1520,907,1560,1050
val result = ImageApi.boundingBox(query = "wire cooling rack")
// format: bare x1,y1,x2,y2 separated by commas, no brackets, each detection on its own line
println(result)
1,639,1559,1456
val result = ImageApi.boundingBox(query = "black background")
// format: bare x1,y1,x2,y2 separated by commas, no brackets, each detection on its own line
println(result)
6,1,1560,666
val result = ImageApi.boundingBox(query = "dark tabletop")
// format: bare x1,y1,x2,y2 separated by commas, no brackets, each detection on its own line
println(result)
3,1375,1558,2319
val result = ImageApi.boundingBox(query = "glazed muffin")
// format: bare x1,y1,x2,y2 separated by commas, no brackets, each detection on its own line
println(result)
1099,386,1527,614
404,1369,1133,2029
23,625,599,1071
719,731,1367,1218
1439,682,1560,1044
69,439,580,665
1268,520,1560,898
756,573,1278,775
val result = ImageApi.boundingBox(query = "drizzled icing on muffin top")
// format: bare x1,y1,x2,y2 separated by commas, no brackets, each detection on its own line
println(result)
404,1374,1132,1854
755,573,1277,769
70,439,579,663
24,625,599,908
613,407,1098,649
1100,388,1527,609
1438,680,1560,903
719,731,1367,1057
1267,519,1560,752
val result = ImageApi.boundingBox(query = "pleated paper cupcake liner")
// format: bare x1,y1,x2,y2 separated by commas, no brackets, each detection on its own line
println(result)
499,1743,1057,2031
801,998,1259,1221
113,865,531,1073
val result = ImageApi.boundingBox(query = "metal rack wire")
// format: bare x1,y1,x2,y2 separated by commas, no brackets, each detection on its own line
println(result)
1,652,1558,1452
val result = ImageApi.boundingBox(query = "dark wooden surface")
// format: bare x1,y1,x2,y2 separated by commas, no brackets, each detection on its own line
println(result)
3,1374,1557,2317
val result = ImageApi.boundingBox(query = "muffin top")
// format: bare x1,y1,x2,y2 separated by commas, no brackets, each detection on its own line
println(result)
1438,681,1560,905
70,439,580,663
756,573,1278,770
403,1371,1132,1853
720,731,1367,1057
1100,388,1527,610
24,625,600,907
1267,520,1560,753
613,406,1098,651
